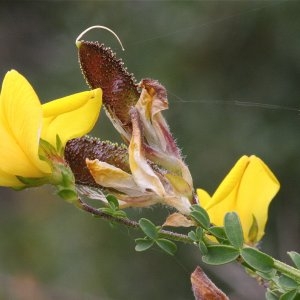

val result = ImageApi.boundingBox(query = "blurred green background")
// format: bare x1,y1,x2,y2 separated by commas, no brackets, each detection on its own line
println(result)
0,1,299,299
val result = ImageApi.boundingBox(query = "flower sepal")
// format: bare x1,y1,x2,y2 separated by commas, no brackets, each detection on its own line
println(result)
40,138,78,203
52,164,78,203
247,215,259,245
15,175,52,190
16,137,78,203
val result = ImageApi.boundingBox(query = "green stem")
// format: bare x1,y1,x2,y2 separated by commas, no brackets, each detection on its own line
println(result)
159,229,193,244
273,259,300,283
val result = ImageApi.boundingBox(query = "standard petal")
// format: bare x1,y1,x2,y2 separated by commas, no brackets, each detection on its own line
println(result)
196,189,212,208
207,156,249,210
41,88,102,147
0,70,50,177
235,155,280,241
198,186,237,227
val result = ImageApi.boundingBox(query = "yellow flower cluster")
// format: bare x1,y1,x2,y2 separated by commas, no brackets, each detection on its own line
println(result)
0,69,280,244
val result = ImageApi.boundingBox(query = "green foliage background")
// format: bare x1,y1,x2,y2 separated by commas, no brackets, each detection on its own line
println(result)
0,1,299,299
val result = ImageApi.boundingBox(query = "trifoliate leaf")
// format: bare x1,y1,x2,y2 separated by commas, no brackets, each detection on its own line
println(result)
240,247,274,273
224,212,244,249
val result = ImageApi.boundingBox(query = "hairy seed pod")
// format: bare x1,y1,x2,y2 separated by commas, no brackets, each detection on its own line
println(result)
65,136,130,187
77,41,140,136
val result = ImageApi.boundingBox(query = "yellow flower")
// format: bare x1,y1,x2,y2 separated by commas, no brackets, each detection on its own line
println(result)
197,155,280,243
0,70,102,188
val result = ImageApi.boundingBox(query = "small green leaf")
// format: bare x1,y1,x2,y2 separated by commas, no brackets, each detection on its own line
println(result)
101,207,123,218
240,247,274,273
156,239,177,256
56,134,64,154
188,231,197,242
198,240,208,255
196,227,204,239
208,226,227,242
266,290,279,300
224,212,244,249
190,206,210,229
106,194,119,209
287,251,300,269
279,289,298,300
135,238,154,252
257,269,277,281
139,218,158,240
202,245,239,265
113,210,127,218
278,275,298,289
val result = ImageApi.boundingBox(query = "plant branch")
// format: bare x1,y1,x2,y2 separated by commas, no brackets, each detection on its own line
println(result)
76,198,193,244
76,198,139,228
76,198,300,285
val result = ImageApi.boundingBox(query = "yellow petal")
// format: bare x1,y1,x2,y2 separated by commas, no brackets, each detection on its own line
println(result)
235,155,280,241
0,70,50,179
197,189,213,208
0,168,23,187
197,187,232,227
41,88,102,147
197,155,280,243
207,155,249,210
